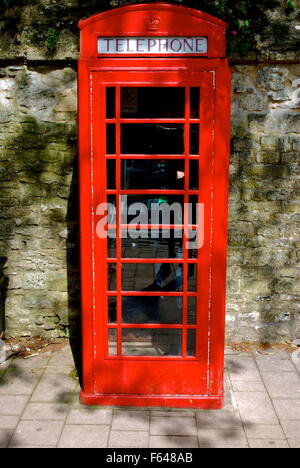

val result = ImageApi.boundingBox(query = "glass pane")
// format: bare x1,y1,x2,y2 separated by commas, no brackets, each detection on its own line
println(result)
108,231,116,258
190,124,199,155
188,196,199,225
122,329,182,356
108,263,116,291
187,329,196,356
122,296,182,324
121,159,185,190
190,87,200,119
123,195,184,225
122,231,183,258
106,124,116,155
188,297,196,325
121,124,184,154
107,196,116,225
189,160,199,190
187,231,199,258
108,297,117,323
106,87,116,119
107,160,116,189
108,328,117,356
188,264,197,292
122,263,183,292
121,87,185,118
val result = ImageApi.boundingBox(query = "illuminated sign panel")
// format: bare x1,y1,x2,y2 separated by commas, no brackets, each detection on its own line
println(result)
98,37,208,54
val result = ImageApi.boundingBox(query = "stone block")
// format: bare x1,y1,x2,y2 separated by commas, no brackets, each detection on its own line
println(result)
22,403,69,421
109,430,149,448
248,439,289,448
196,411,243,430
256,151,280,163
281,420,300,439
31,374,76,403
198,429,247,447
66,408,113,425
261,371,300,399
234,392,279,425
256,67,286,91
150,416,197,436
268,90,290,101
10,420,64,447
112,410,150,432
23,272,47,290
0,396,29,416
273,399,300,421
244,424,285,440
0,415,20,429
0,429,13,448
149,436,198,448
59,425,110,449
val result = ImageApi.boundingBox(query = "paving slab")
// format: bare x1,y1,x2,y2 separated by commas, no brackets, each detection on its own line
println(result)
273,399,300,420
31,374,77,403
0,371,40,396
288,439,300,448
231,380,266,392
234,392,278,425
9,445,56,448
66,408,113,425
58,425,110,448
12,356,50,369
0,429,13,448
255,350,290,360
112,410,150,431
261,371,300,399
44,366,74,375
109,430,149,448
0,395,29,416
196,410,243,430
291,349,300,374
201,444,249,448
244,424,285,440
0,416,20,429
256,359,296,373
22,403,69,421
281,420,300,439
47,351,75,367
198,429,247,447
223,387,239,411
151,410,195,417
150,416,197,436
10,420,64,447
248,439,289,448
226,357,261,382
149,435,199,448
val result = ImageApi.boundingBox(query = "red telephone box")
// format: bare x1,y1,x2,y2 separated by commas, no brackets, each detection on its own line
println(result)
78,3,231,409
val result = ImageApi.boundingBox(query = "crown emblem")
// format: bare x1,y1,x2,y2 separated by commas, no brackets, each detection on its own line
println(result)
144,15,161,31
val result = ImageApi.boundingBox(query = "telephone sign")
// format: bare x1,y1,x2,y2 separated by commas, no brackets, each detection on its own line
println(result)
98,37,208,54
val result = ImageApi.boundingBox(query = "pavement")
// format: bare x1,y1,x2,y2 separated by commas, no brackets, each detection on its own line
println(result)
0,343,300,448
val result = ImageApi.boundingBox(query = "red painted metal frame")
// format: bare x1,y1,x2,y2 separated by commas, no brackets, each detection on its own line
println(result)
79,3,227,59
78,4,231,409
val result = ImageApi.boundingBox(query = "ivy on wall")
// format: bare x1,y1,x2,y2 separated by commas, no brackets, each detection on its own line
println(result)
0,0,299,56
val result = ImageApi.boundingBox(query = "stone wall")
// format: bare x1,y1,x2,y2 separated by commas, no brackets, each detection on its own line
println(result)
228,64,300,342
0,256,7,337
0,65,79,339
0,0,299,342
